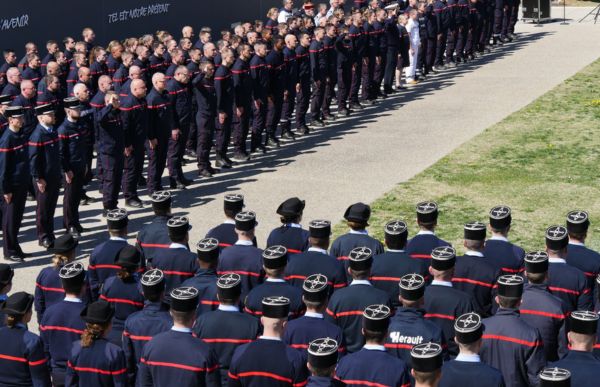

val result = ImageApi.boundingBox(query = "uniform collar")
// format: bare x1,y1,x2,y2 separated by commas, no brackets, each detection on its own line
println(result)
465,250,484,257
0,294,7,302
308,247,327,254
304,311,324,319
64,296,83,303
266,278,286,283
496,308,520,316
350,279,372,286
259,335,282,341
386,249,405,253
171,326,193,333
218,304,240,312
169,242,188,250
489,235,509,242
285,223,302,229
431,280,453,287
223,219,236,225
549,257,567,264
363,344,386,351
455,353,481,362
349,229,368,235
235,240,254,246
417,230,435,236
568,241,585,247
110,236,127,242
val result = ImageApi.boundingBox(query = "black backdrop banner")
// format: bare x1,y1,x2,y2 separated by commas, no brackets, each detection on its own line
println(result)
0,0,280,56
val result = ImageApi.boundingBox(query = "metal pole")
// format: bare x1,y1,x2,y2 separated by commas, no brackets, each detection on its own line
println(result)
560,0,568,25
534,0,543,26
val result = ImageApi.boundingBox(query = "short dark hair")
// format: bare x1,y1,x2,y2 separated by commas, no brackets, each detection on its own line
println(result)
497,295,520,309
363,328,386,342
526,272,546,284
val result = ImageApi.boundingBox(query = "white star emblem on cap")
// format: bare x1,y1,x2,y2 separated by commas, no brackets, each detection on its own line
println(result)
305,274,328,289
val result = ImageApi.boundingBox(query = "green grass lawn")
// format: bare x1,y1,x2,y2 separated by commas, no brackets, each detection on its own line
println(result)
334,58,600,254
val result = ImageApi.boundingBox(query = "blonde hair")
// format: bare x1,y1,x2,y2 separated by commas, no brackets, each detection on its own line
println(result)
81,322,109,348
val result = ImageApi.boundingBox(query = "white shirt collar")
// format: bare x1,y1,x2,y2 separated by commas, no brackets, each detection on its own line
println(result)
286,223,302,229
266,278,286,283
304,312,324,319
363,344,386,351
489,235,509,242
259,335,282,341
171,326,192,333
40,123,52,131
235,240,254,246
455,353,481,363
349,229,368,235
465,251,484,257
223,219,236,225
350,279,372,286
417,230,435,236
308,247,327,254
169,243,188,250
431,280,453,287
549,257,567,264
110,236,127,242
218,305,240,312
569,241,585,247
64,296,83,303
386,249,405,253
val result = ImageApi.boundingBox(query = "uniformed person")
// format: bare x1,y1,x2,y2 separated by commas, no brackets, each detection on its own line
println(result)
453,221,500,317
206,194,250,249
228,296,308,386
0,264,14,327
88,208,131,300
520,251,568,362
214,48,236,168
480,275,546,387
0,292,51,387
100,246,144,346
335,304,410,386
122,269,172,383
295,33,312,135
406,201,451,262
325,247,392,353
267,197,310,252
484,205,525,275
217,211,264,299
39,262,87,387
330,203,385,281
371,220,429,304
309,27,327,127
181,238,220,315
305,337,344,387
550,311,600,387
424,246,476,357
545,225,592,312
280,34,298,141
565,210,600,296
65,301,128,386
249,43,269,155
192,60,218,176
285,220,347,291
136,191,173,265
538,367,571,387
58,97,88,237
244,245,304,318
439,312,505,387
194,273,260,385
149,216,199,294
385,274,446,363
0,95,12,134
138,286,221,386
410,342,444,387
28,104,60,247
0,106,31,261
166,65,193,185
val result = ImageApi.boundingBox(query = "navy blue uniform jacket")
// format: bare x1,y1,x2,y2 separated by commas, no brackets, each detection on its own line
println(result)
244,279,304,318
267,225,310,254
330,232,384,282
0,128,30,195
181,268,220,316
57,119,88,173
217,244,264,301
440,358,505,387
284,249,347,292
548,258,592,312
136,215,171,266
149,246,199,295
453,252,500,317
88,238,130,300
483,237,525,275
35,267,65,322
284,313,346,354
66,338,127,387
334,346,410,387
0,324,51,387
550,350,600,387
371,250,430,305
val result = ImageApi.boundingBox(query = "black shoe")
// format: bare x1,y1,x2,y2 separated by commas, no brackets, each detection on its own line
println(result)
137,177,147,188
185,149,198,158
39,238,53,248
102,209,109,217
198,169,214,178
68,226,81,239
125,198,143,208
281,132,295,142
296,125,310,136
311,120,325,128
433,65,445,72
231,152,250,162
215,158,232,169
4,255,24,263
349,102,364,110
169,178,186,189
362,99,376,106
223,156,235,166
81,193,97,205
75,224,87,233
19,251,32,258
265,138,280,149
323,114,336,122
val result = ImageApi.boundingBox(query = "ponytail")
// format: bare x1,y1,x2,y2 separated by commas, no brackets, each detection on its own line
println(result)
81,323,108,348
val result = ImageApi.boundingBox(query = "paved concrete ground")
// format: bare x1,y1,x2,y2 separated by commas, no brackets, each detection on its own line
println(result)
7,8,600,325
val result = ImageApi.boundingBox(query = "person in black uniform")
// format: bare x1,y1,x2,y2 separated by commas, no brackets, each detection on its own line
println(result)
249,43,269,155
149,216,199,294
214,49,236,168
334,26,353,117
348,14,366,110
383,7,400,94
335,304,411,386
550,311,600,387
406,201,451,263
65,300,128,386
439,312,505,387
194,273,260,385
39,262,87,387
565,210,600,297
424,246,475,357
230,44,253,160
285,219,347,291
122,269,172,384
453,221,500,317
371,220,429,304
520,251,568,362
58,97,88,237
309,27,327,127
480,275,546,387
484,205,525,275
264,37,286,149
100,246,144,346
206,194,253,249
306,337,344,387
326,247,392,353
228,296,308,386
138,286,222,386
385,273,446,363
538,367,571,387
192,61,218,176
0,264,14,327
0,106,30,262
295,33,312,135
28,104,60,247
181,238,220,315
136,191,173,265
267,197,310,253
545,225,592,312
410,342,444,387
0,95,12,134
88,208,131,300
0,292,51,387
279,34,298,142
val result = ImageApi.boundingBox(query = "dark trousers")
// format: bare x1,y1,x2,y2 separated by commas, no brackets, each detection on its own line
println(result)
361,56,375,100
63,171,84,229
384,47,399,90
167,122,189,180
147,134,169,193
1,185,27,257
281,89,296,133
122,140,145,200
310,80,325,121
456,24,468,59
374,53,385,91
427,37,437,69
508,0,520,33
493,0,505,36
232,106,250,153
337,63,352,109
446,27,458,61
435,32,447,66
350,61,363,103
101,153,123,210
34,178,59,242
295,80,310,127
323,71,337,115
251,100,267,150
417,40,427,72
215,113,232,158
186,111,198,151
266,92,283,139
196,114,215,169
